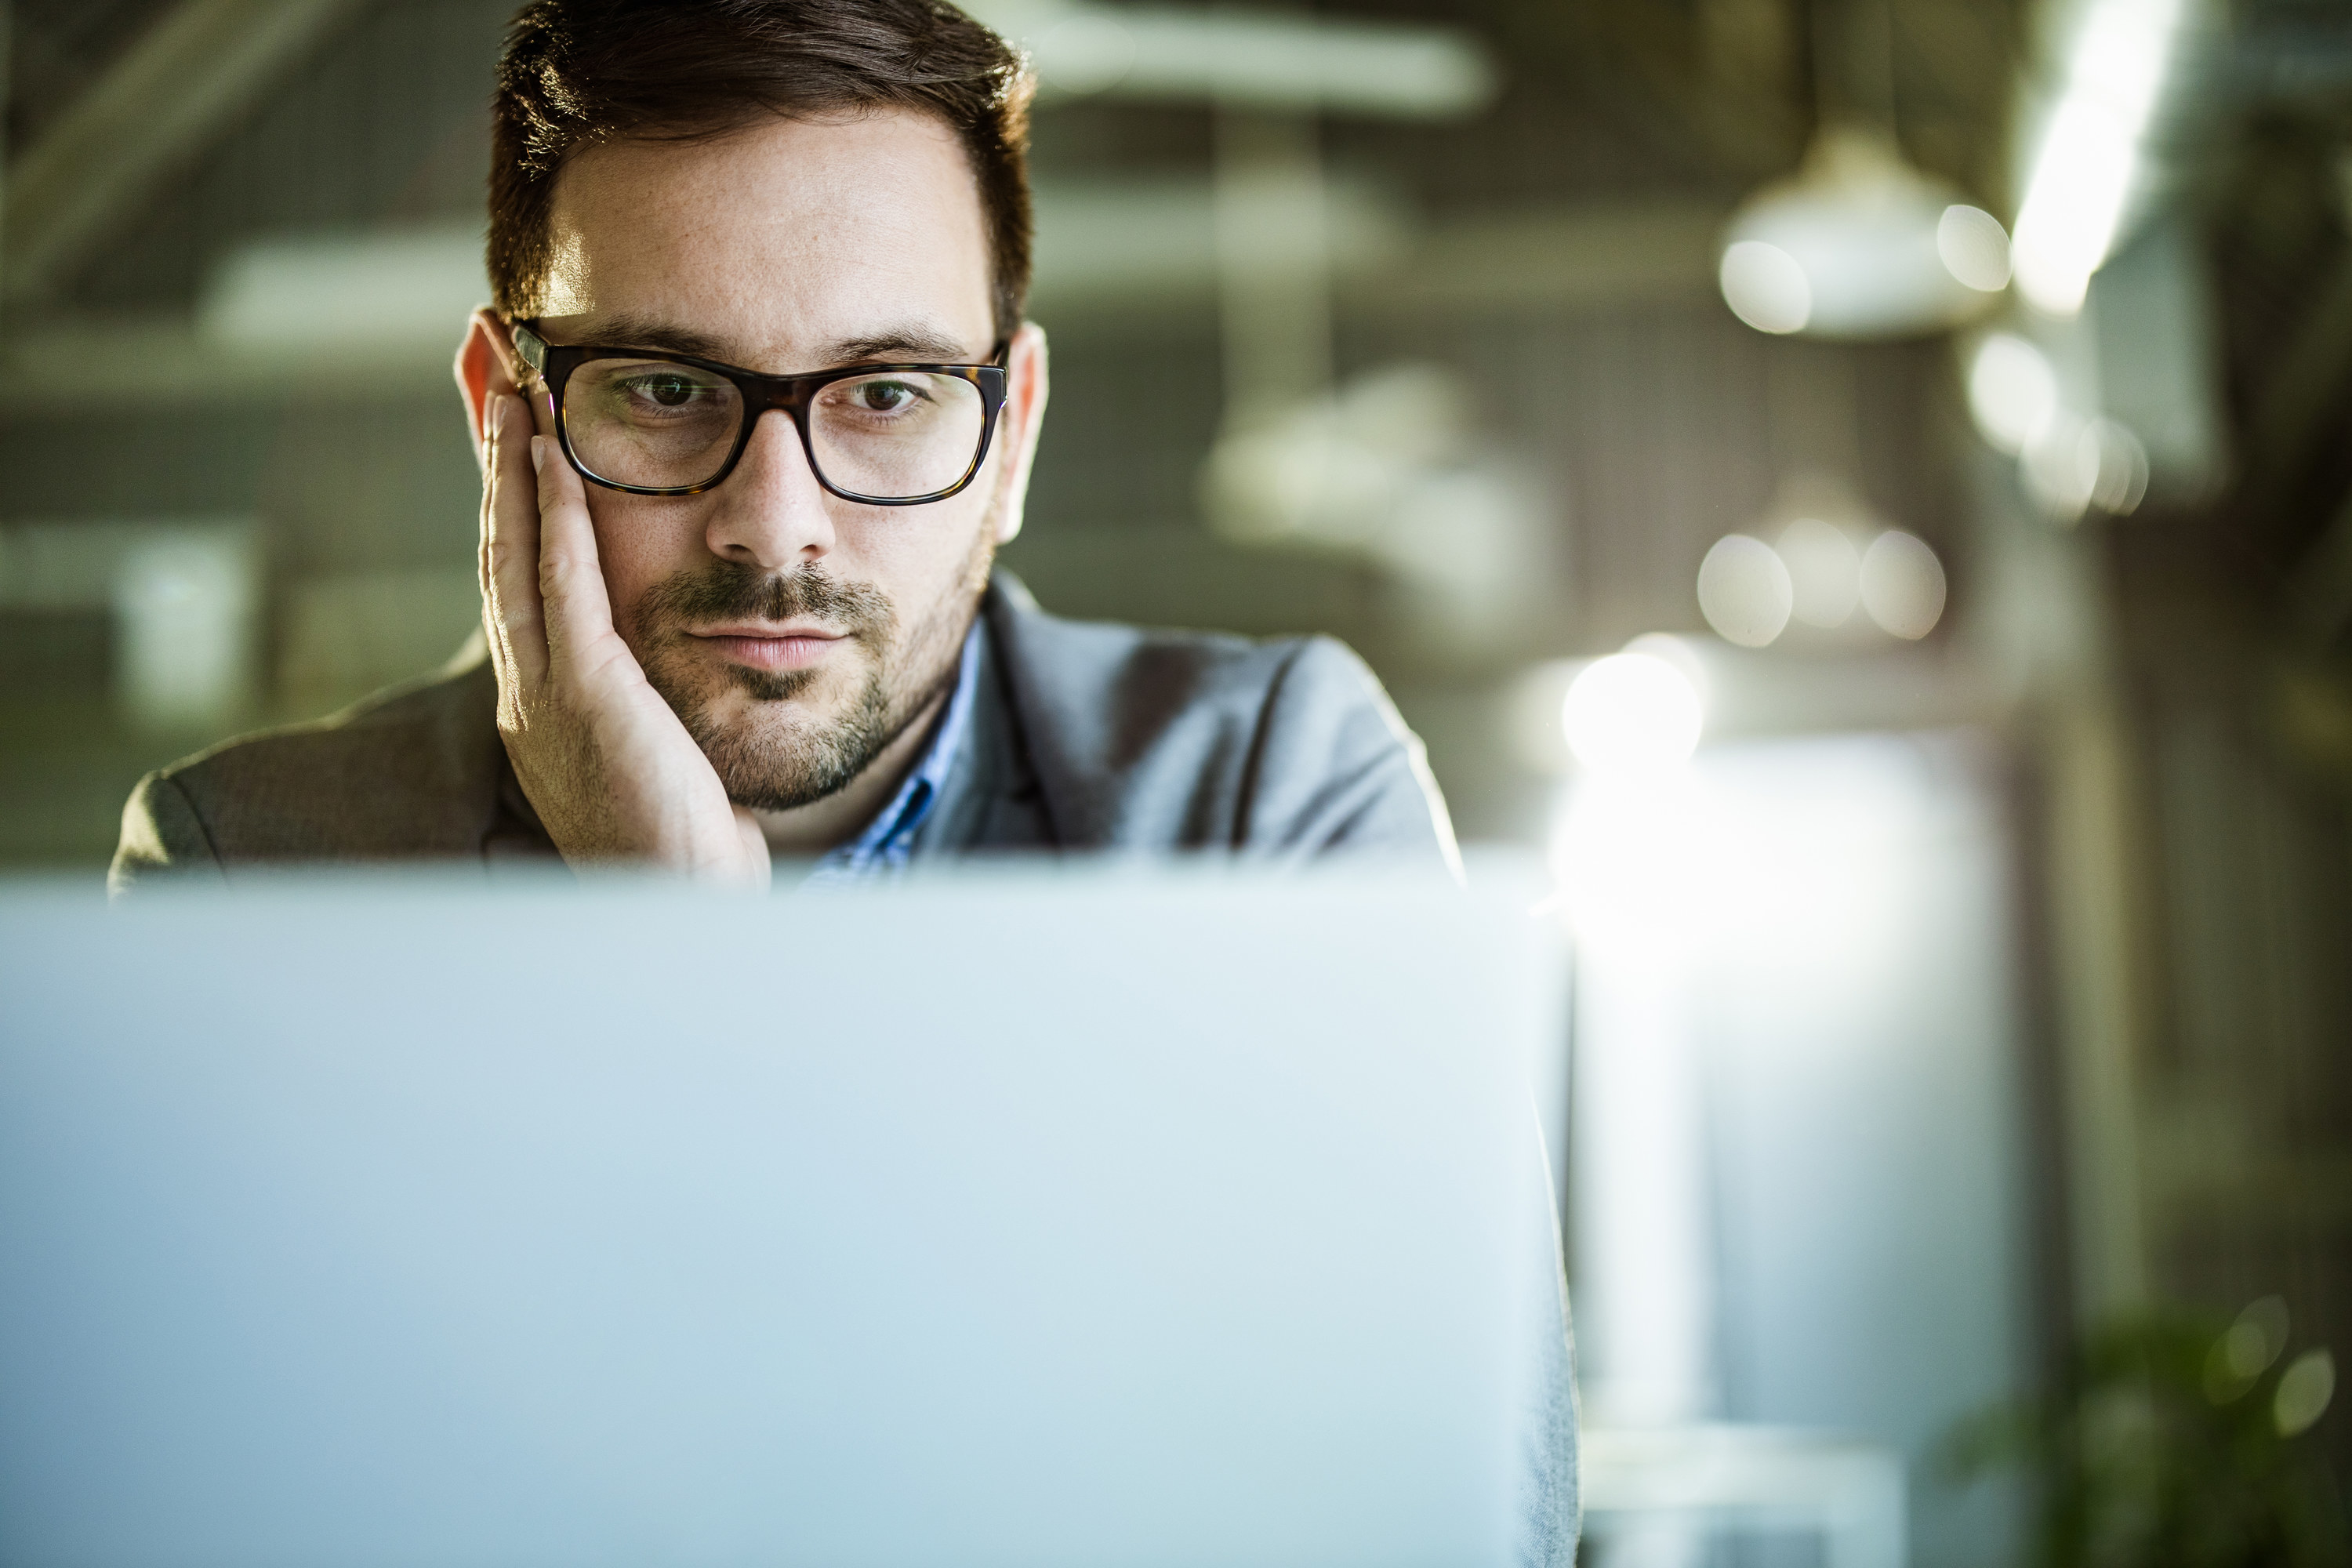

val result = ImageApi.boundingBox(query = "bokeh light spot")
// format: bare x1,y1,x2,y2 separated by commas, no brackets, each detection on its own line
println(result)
1966,333,2058,455
2082,417,2151,515
2276,1348,2336,1438
1719,241,1812,335
1936,205,2013,292
2022,414,2150,521
1697,534,1794,648
1858,531,1947,640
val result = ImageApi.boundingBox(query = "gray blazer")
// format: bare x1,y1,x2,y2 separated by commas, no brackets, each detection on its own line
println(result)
111,574,1460,885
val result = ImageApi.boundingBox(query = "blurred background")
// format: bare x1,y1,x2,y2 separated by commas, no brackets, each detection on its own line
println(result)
4,0,2351,1563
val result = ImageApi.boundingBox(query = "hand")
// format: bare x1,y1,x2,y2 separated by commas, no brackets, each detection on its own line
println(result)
478,392,771,887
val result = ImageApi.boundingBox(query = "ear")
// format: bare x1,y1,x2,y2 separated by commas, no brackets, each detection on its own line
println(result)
990,321,1051,546
454,307,531,477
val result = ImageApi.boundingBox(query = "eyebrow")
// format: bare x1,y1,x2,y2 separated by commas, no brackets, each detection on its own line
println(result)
570,314,982,370
826,328,977,363
582,316,733,361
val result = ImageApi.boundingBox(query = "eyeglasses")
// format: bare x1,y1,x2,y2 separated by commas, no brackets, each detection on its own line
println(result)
513,323,1010,504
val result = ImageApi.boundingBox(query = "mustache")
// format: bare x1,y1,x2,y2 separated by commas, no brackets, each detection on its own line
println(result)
636,561,895,641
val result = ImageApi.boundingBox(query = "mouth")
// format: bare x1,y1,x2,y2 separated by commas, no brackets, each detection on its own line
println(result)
686,622,851,673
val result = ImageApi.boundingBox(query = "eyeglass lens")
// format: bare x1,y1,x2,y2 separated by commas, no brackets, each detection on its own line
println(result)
561,361,987,497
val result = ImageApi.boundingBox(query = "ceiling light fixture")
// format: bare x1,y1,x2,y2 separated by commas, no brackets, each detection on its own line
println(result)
1719,128,2009,340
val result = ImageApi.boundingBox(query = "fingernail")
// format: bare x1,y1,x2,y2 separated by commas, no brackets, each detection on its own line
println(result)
530,435,546,473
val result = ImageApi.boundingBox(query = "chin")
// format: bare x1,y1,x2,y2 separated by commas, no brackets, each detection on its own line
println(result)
702,681,840,744
685,642,856,720
665,658,898,815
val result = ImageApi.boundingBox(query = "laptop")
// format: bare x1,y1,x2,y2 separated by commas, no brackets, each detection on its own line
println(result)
0,865,1569,1568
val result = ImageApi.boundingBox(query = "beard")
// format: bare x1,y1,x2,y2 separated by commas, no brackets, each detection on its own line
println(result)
629,535,988,812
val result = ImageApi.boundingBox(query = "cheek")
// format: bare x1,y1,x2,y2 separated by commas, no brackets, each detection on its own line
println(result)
833,495,993,611
834,436,1005,582
587,493,714,626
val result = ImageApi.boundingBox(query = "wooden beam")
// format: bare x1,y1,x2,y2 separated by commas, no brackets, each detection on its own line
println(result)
2,0,370,307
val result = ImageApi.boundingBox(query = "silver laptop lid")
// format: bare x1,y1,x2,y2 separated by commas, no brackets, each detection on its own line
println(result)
1,867,1566,1568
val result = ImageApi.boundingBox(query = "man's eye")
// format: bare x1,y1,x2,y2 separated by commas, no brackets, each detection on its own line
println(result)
852,379,921,413
627,373,701,408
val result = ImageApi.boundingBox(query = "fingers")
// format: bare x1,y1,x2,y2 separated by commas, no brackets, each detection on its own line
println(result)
477,412,499,674
482,394,550,692
531,429,622,673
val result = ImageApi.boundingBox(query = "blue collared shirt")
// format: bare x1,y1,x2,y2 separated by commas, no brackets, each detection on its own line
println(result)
800,621,982,887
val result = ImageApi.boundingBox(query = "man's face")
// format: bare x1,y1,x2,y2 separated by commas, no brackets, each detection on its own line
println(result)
532,111,1029,811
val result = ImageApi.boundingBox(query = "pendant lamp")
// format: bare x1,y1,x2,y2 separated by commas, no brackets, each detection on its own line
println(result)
1719,124,2010,340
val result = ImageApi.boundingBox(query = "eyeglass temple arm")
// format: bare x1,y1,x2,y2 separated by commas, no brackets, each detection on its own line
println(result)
511,322,547,376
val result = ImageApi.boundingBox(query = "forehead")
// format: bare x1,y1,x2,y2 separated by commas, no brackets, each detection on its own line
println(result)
539,107,995,368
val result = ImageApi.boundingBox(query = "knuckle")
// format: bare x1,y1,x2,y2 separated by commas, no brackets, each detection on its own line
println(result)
539,550,583,593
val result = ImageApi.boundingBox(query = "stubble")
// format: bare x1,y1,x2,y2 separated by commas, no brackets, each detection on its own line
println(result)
629,524,996,811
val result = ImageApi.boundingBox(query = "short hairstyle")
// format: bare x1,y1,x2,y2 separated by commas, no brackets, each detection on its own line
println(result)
488,0,1034,340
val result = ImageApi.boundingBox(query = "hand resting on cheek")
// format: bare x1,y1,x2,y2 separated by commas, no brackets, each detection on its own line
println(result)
477,391,772,887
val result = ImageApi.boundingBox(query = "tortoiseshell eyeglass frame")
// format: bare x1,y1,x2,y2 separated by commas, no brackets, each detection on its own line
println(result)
513,321,1011,504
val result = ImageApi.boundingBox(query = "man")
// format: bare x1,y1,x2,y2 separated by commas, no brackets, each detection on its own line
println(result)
108,0,1457,891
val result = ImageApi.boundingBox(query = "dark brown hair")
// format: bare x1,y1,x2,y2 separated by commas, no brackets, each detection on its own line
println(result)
488,0,1034,339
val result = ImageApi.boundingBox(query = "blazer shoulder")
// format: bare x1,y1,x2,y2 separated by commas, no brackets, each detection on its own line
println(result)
116,641,506,874
109,769,223,893
984,578,1456,863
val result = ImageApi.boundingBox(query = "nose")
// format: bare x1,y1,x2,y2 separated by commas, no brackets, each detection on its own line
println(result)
702,408,836,570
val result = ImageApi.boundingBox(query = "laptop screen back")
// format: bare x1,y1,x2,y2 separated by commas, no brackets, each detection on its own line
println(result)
0,868,1565,1568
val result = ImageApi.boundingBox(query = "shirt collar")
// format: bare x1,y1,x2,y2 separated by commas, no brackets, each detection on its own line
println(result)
801,619,982,885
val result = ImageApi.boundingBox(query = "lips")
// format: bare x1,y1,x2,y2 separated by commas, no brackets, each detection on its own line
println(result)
688,625,847,673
